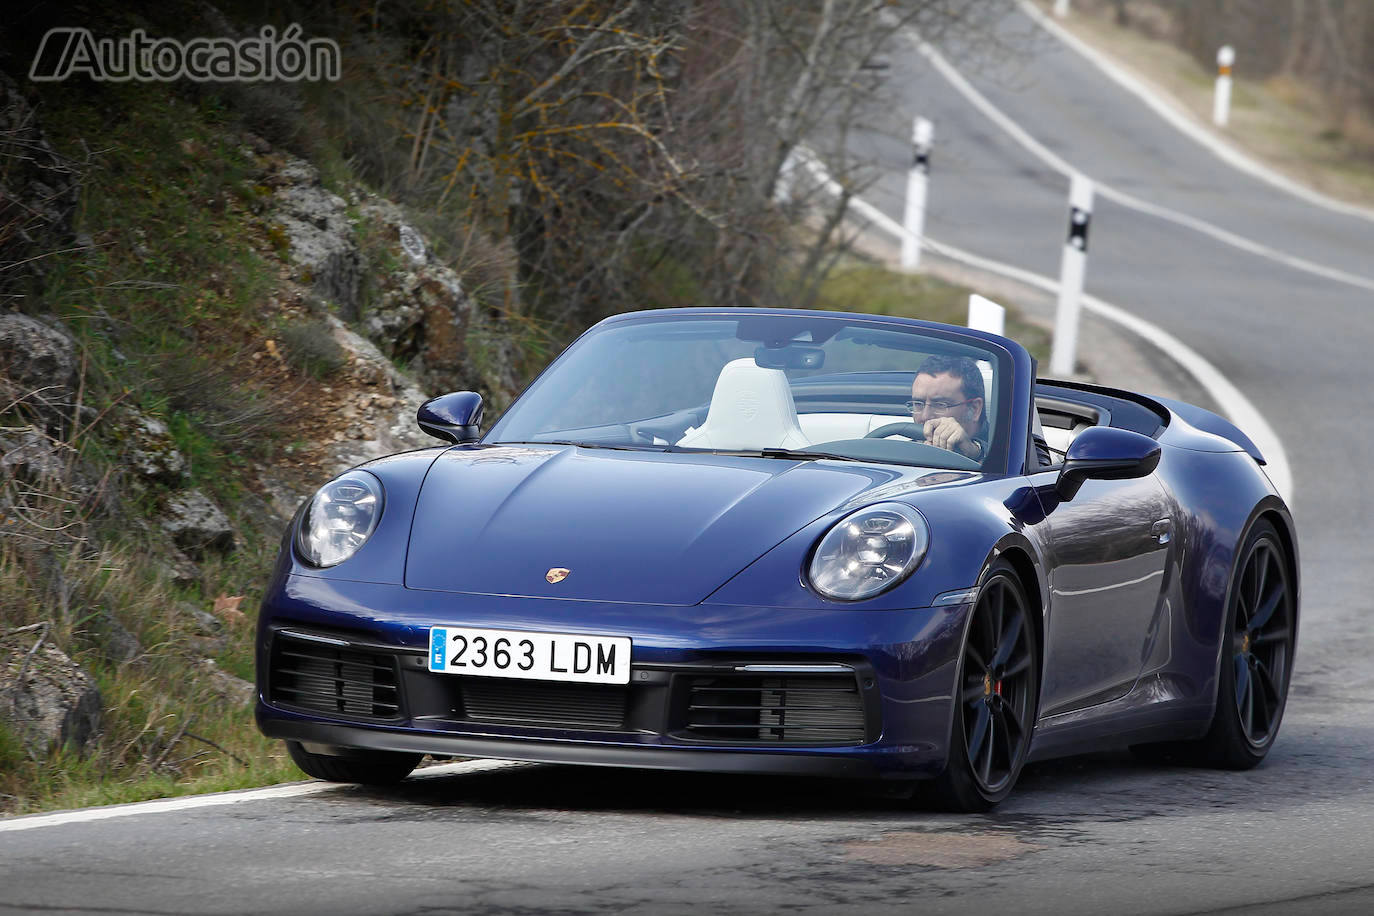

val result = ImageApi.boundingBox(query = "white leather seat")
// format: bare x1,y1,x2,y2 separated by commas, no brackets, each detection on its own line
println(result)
677,358,810,451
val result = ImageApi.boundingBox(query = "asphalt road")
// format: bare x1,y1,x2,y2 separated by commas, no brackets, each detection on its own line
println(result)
6,7,1374,915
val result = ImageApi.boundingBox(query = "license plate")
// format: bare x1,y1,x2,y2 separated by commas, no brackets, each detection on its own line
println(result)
427,626,631,685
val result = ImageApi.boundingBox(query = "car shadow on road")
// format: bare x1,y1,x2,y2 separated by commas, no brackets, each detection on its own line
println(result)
329,721,1372,823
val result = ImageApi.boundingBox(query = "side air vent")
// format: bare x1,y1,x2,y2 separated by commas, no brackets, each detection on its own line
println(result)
269,632,402,721
679,674,868,745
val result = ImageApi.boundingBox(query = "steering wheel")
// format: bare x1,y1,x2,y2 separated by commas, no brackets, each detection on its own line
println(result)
865,422,925,440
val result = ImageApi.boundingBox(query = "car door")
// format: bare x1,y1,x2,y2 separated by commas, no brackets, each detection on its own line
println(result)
1028,468,1174,717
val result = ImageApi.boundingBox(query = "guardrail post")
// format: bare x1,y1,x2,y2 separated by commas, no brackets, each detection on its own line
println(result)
901,117,933,270
1050,174,1093,377
1213,45,1235,127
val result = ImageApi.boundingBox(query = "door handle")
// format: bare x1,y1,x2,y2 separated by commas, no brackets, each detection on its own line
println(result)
1151,519,1172,545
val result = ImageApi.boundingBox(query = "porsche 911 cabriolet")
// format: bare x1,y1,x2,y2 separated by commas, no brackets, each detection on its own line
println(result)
256,308,1297,811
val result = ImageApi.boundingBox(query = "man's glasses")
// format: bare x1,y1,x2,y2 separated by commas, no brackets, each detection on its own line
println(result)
906,398,972,413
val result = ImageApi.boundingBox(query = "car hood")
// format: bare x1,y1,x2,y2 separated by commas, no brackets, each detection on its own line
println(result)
404,445,939,604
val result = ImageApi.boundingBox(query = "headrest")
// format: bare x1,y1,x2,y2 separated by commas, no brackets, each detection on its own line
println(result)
676,358,810,451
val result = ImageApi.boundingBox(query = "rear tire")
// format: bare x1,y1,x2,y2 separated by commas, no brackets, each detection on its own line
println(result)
286,740,422,785
1131,519,1294,769
926,562,1039,812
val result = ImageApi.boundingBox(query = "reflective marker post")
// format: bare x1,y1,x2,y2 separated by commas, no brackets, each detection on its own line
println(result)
901,117,933,271
1050,174,1093,377
1213,45,1235,127
967,294,1005,336
1053,0,1069,17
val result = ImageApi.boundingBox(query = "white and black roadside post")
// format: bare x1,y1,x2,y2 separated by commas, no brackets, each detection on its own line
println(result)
967,294,1005,336
1053,0,1070,18
1050,174,1093,377
901,117,933,271
1213,45,1235,127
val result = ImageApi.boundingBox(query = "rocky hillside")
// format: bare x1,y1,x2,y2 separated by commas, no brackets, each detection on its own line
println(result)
0,64,522,811
0,0,1032,813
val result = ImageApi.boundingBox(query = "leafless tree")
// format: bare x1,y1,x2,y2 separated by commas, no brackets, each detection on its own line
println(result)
331,0,1017,336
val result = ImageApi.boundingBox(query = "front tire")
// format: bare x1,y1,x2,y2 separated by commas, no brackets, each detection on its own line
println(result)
286,740,422,785
927,562,1039,811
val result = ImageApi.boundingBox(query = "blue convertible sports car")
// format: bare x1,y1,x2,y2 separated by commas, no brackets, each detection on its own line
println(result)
256,308,1298,810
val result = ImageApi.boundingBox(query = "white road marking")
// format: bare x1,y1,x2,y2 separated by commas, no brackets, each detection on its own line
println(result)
0,759,529,834
901,25,1374,295
793,150,1294,504
1016,0,1374,225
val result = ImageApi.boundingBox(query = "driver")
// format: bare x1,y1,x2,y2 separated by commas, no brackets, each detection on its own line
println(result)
909,355,988,461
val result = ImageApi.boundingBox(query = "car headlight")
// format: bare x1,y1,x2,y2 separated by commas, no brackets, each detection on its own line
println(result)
808,502,929,601
296,470,384,568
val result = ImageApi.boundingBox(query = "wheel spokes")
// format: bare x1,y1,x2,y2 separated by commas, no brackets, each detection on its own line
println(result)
965,642,988,674
1249,661,1271,733
1234,654,1253,735
1249,577,1285,632
966,702,992,763
993,712,1014,775
989,584,1005,656
1002,652,1032,680
1238,553,1258,625
978,716,996,784
1250,546,1270,621
992,612,1024,669
1254,658,1283,709
1001,697,1025,741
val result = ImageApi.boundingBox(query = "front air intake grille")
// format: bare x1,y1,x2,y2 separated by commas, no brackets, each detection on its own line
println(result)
458,679,628,729
269,633,402,722
680,674,867,745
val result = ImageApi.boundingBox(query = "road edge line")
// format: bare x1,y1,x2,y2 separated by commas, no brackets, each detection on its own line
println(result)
1017,0,1374,224
0,759,527,834
900,20,1374,294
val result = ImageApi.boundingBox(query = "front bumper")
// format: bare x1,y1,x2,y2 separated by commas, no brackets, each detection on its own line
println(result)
256,574,971,780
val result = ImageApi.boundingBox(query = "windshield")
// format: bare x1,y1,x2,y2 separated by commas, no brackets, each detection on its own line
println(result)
486,313,1014,472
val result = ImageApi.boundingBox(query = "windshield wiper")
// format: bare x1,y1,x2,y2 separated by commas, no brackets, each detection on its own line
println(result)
718,447,866,463
496,440,669,452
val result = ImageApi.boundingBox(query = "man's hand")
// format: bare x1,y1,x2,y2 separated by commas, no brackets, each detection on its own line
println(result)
923,417,979,458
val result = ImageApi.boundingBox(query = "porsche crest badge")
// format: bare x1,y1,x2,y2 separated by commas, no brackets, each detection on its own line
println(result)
545,567,571,584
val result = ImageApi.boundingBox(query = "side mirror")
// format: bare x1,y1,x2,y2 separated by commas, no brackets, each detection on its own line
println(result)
1056,426,1161,501
417,391,483,444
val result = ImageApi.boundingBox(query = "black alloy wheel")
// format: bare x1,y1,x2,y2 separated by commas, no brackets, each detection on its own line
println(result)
1133,518,1295,768
928,561,1039,811
1231,527,1293,746
1202,519,1295,767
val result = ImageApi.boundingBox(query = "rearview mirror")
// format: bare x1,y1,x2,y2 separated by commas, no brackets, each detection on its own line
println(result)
417,391,483,444
753,345,824,370
1055,426,1161,501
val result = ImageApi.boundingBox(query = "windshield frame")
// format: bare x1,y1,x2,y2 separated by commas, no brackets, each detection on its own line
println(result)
484,308,1031,476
